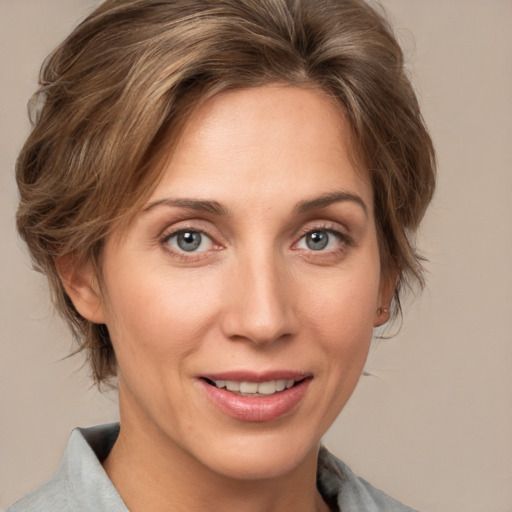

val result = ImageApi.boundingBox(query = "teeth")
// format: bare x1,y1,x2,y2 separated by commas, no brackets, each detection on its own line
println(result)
225,381,240,392
239,382,258,393
276,380,286,392
212,379,296,395
257,381,278,395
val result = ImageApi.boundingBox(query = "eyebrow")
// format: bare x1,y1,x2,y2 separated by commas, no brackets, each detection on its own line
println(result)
143,190,368,217
143,198,228,216
295,191,368,217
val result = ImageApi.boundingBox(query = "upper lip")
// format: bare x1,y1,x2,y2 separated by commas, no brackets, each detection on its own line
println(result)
199,370,312,383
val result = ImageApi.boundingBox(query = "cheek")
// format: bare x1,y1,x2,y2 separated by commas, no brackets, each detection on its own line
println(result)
301,265,381,337
102,266,221,364
298,261,381,392
293,269,379,433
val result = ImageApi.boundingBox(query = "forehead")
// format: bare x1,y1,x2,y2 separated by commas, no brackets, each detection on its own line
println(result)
148,85,373,211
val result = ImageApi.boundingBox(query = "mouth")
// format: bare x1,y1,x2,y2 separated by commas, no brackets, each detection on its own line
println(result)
198,373,312,422
203,378,300,397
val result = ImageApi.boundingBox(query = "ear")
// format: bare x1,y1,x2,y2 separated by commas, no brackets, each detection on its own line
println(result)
55,255,106,324
373,267,400,327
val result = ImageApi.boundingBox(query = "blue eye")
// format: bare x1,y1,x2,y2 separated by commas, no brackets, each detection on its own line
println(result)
297,229,342,251
166,230,214,252
305,231,329,250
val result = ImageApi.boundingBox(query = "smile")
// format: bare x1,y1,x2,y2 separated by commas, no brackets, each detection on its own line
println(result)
207,379,296,396
199,373,312,422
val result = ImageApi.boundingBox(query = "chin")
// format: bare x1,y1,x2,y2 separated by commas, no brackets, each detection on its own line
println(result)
202,445,316,482
185,421,323,482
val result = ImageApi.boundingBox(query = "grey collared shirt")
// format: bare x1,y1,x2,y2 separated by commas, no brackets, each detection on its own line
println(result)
7,423,419,511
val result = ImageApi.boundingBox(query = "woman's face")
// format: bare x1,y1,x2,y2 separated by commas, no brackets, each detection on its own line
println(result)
84,86,392,480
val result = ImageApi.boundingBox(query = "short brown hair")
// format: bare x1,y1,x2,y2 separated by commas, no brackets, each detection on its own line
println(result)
16,0,436,385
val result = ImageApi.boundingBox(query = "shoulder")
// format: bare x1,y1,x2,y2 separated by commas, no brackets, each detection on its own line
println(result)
6,479,70,512
6,423,125,512
318,447,421,512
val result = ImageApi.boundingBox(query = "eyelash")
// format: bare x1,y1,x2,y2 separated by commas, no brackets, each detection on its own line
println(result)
159,222,352,261
294,224,352,253
159,227,218,262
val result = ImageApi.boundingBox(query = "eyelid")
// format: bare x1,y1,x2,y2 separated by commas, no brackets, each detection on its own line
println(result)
295,221,351,241
292,222,353,252
166,229,214,252
159,223,223,261
158,218,220,244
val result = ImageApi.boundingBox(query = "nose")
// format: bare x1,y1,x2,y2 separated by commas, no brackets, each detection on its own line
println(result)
220,250,296,347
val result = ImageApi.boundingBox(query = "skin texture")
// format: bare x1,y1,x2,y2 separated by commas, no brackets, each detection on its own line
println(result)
61,85,394,512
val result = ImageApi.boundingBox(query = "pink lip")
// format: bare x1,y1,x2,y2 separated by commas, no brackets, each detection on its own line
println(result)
198,371,312,423
200,370,310,383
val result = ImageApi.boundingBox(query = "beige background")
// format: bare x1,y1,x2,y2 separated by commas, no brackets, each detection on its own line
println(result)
1,1,511,511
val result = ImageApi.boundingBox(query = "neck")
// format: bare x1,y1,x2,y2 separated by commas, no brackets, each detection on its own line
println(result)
103,397,331,512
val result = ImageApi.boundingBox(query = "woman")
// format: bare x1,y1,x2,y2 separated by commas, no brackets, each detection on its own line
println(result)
7,0,435,511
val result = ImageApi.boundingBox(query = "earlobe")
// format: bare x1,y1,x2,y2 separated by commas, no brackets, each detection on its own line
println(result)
374,306,390,327
373,268,400,327
55,255,106,324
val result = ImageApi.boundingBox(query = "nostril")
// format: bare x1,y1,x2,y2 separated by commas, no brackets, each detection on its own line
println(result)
219,267,297,345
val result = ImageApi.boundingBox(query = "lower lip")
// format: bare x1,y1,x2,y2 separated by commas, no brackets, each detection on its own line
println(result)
199,379,311,422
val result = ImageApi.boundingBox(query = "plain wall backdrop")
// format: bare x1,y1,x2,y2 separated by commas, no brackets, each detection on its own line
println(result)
1,1,511,511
